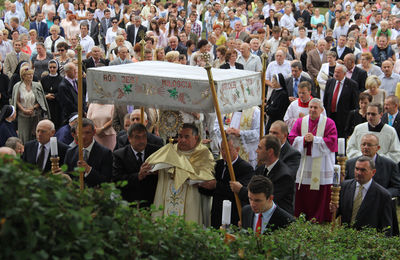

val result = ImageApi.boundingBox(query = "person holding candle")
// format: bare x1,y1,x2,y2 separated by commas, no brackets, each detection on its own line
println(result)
330,156,393,236
288,98,338,223
22,119,69,173
198,134,254,229
241,175,295,234
347,103,400,164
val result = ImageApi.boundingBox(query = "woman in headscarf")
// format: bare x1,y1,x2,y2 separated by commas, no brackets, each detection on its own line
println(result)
265,73,290,132
0,62,10,110
41,60,63,129
0,105,17,146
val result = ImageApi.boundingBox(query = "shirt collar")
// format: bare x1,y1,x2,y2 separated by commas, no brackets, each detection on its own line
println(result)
39,141,51,150
356,178,373,192
131,146,145,155
266,158,279,172
256,201,276,220
84,139,95,152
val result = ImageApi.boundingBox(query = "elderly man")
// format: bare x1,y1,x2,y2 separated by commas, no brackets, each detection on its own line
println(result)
331,156,393,236
83,46,109,72
249,38,262,56
343,53,368,92
382,95,400,139
215,106,260,168
4,4,24,30
146,123,215,226
22,120,69,173
345,134,400,198
347,103,400,164
280,6,296,32
236,43,262,72
64,118,113,187
58,62,87,122
288,98,338,223
127,15,147,46
265,49,291,88
268,120,301,175
379,61,400,96
109,46,132,65
323,64,358,138
307,39,327,82
199,134,254,228
372,35,395,67
229,21,250,42
0,31,13,63
165,36,187,56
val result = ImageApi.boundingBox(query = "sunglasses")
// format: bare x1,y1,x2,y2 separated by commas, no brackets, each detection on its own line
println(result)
59,49,65,51
112,21,117,24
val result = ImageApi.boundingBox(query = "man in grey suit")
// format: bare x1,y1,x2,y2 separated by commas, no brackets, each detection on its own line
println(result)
109,46,132,65
3,40,30,78
99,9,112,51
331,156,393,236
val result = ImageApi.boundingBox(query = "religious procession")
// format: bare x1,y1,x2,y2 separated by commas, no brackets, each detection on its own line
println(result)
1,0,400,255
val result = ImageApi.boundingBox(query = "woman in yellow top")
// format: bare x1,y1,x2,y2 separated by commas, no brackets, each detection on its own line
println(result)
213,24,226,46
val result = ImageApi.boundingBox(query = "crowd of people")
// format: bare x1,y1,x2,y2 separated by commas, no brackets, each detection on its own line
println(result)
0,0,400,235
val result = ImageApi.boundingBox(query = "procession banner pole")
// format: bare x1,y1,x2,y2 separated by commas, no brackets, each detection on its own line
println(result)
204,55,242,222
260,53,268,139
76,39,84,191
139,38,146,124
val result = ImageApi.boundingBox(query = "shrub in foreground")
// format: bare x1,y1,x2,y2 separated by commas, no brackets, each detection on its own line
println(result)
0,158,399,259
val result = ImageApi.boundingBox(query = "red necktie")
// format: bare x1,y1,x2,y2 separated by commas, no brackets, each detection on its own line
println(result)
236,32,239,39
331,81,341,113
255,213,262,235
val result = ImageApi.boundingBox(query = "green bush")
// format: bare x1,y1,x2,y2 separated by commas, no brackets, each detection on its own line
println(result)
1,157,399,259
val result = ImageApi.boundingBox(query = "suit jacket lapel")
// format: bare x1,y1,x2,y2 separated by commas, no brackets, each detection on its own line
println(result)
393,113,400,128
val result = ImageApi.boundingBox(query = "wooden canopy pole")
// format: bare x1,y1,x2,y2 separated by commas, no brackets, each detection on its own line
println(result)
260,53,268,139
139,38,146,124
204,58,242,222
76,39,84,191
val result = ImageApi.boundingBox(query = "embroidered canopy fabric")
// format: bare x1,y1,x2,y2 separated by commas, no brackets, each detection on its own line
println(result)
86,61,262,114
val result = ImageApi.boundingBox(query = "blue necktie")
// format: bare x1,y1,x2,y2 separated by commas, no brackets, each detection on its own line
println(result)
389,114,394,126
293,78,299,98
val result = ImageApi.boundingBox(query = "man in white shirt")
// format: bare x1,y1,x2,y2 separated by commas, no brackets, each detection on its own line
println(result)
79,22,95,59
280,6,296,32
4,3,24,29
379,61,400,96
265,49,291,89
236,43,262,72
0,31,12,62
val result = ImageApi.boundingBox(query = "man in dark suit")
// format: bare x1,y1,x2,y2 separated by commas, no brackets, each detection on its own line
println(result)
22,120,69,173
83,46,109,72
331,156,393,236
323,64,359,138
115,109,163,149
29,12,48,38
294,3,311,29
269,120,301,176
58,62,88,123
382,95,400,140
230,135,295,215
330,35,353,61
345,134,400,197
99,9,112,51
127,15,147,47
64,118,113,187
343,53,368,92
112,123,160,207
164,35,187,56
242,175,295,233
86,12,100,46
198,134,254,228
286,61,315,101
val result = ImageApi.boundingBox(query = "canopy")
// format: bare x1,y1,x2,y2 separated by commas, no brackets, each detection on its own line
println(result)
87,61,261,114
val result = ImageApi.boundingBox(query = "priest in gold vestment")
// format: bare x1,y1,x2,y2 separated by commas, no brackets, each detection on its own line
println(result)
146,123,215,226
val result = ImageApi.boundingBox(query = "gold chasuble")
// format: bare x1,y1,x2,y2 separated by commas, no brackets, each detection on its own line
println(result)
146,143,215,225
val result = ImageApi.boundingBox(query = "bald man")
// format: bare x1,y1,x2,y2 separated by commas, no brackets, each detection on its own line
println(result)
0,147,16,157
22,119,70,172
236,43,262,72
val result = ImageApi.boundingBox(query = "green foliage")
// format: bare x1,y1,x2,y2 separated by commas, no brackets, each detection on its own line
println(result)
0,157,399,259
